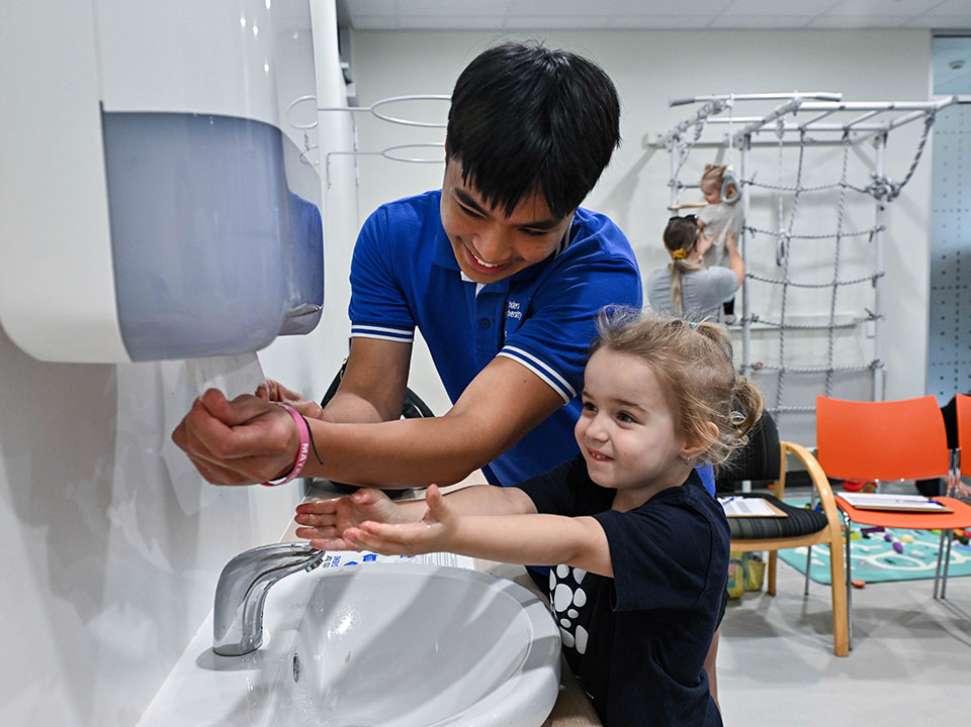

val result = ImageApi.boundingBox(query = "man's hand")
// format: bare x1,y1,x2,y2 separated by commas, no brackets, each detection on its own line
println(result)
295,489,405,550
343,485,455,556
171,389,300,485
256,379,324,419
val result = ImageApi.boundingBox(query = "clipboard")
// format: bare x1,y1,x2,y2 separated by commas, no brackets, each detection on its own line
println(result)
718,496,788,518
839,493,953,514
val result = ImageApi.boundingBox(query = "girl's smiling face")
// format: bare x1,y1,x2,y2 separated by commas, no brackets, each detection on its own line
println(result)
701,179,722,205
575,348,693,499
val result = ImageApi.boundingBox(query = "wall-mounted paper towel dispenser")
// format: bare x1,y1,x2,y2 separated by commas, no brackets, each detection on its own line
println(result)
0,0,324,362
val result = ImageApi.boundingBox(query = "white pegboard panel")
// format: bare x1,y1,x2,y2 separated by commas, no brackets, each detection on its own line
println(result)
928,103,971,403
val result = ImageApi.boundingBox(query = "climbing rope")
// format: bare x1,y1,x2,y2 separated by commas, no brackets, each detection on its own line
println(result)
864,112,935,202
747,271,884,288
735,310,881,332
745,225,884,240
750,362,880,374
773,129,806,410
824,133,852,395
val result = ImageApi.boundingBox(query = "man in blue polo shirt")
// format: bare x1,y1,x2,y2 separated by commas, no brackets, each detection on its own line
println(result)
173,41,721,700
172,42,715,494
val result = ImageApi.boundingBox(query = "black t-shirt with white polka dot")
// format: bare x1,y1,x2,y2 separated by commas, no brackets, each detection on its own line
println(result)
517,455,729,727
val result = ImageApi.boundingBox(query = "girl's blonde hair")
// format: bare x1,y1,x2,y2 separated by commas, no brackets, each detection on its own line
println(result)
701,163,726,190
663,215,701,317
701,163,738,201
592,308,764,467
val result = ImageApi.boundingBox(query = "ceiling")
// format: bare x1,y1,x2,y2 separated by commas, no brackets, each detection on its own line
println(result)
337,0,971,31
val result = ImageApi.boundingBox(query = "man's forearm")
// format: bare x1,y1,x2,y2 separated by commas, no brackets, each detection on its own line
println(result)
321,390,396,425
296,354,562,488
392,485,534,522
302,414,509,486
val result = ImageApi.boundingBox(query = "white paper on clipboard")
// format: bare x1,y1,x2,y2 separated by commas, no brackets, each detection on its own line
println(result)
839,493,952,513
718,497,787,518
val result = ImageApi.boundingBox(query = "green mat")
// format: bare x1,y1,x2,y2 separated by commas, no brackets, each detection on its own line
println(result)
776,500,971,585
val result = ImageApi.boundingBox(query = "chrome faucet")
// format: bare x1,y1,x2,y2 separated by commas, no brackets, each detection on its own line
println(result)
213,542,324,656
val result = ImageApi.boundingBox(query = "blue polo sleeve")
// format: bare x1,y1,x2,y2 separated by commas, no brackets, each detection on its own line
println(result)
347,207,416,344
498,252,641,404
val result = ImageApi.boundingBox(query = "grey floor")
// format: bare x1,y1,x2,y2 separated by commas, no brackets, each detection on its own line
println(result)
720,537,971,725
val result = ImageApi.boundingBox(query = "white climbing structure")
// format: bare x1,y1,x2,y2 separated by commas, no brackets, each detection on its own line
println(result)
647,92,958,423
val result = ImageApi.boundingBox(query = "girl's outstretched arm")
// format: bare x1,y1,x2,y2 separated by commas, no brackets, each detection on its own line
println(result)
295,483,536,550
343,486,613,577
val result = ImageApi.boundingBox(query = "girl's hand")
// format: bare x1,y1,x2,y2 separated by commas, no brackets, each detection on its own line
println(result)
295,489,400,550
344,485,455,556
256,379,324,420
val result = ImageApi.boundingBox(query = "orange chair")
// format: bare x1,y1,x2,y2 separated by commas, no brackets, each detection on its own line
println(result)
815,395,971,649
816,396,949,482
956,394,971,480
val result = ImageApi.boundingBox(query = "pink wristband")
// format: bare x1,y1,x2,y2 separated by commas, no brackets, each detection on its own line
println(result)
261,403,310,487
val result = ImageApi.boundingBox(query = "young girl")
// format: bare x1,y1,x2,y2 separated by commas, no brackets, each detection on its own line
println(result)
295,310,763,727
696,164,741,268
669,164,741,268
647,215,744,322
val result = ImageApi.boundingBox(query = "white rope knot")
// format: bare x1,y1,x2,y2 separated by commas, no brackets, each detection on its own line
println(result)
866,174,898,202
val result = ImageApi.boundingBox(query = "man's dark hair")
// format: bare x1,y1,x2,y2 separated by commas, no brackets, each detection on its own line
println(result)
446,42,621,220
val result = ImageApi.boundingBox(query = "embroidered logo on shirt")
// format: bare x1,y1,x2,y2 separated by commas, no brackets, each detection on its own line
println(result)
550,564,590,654
506,300,523,320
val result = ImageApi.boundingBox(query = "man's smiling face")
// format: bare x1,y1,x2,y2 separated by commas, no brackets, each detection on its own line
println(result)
439,160,574,284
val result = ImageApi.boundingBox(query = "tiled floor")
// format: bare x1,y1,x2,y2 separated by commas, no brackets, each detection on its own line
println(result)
720,547,971,725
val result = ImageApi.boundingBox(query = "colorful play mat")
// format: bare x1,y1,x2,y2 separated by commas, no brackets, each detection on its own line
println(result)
777,499,971,585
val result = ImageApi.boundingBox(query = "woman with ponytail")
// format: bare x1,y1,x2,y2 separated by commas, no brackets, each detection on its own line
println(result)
647,214,744,323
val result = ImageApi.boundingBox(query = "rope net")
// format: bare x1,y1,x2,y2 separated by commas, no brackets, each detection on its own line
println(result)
662,98,938,421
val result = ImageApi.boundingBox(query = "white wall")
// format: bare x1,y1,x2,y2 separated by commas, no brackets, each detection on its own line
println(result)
348,29,935,444
0,3,357,727
0,348,303,726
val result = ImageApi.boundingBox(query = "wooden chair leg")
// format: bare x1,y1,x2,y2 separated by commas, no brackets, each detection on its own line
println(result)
828,534,850,657
767,550,778,596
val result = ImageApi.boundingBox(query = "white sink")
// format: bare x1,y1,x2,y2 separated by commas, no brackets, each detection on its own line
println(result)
138,562,561,727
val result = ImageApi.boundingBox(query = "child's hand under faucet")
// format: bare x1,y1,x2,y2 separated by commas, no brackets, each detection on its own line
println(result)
341,485,458,557
295,480,538,554
294,488,413,551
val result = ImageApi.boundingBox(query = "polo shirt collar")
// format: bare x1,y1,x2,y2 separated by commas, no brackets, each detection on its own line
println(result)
432,217,460,271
